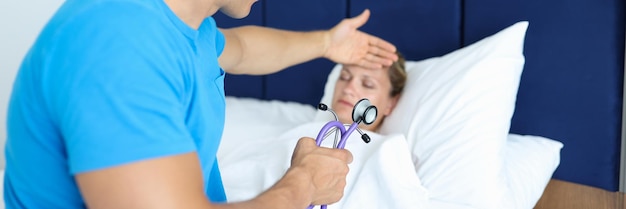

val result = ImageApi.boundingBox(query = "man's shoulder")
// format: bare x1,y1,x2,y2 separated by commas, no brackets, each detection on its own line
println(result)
49,0,170,42
62,0,162,19
42,0,183,58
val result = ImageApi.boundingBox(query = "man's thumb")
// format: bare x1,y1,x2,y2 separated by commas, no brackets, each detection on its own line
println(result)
348,9,370,28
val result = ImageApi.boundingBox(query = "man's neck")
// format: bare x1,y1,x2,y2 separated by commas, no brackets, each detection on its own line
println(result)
163,0,219,29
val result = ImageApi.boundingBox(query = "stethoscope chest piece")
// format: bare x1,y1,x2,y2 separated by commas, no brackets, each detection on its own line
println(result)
352,98,378,125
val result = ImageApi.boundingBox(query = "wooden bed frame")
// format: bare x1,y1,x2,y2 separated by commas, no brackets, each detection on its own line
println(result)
534,179,625,209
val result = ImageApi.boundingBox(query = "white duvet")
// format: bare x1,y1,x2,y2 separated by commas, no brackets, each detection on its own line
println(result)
218,121,430,209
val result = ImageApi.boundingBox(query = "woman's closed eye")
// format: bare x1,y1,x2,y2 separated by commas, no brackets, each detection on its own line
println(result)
339,71,351,81
362,81,375,89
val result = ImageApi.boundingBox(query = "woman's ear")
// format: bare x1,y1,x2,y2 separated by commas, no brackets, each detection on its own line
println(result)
383,95,401,116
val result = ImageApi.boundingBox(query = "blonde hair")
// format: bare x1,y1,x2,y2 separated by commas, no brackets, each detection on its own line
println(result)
388,51,406,97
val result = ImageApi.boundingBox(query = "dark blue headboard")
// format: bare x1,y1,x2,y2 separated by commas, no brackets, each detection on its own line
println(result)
215,0,625,191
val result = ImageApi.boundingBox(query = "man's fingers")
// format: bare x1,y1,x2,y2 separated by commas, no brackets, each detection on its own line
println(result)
371,39,397,56
327,148,353,164
341,149,353,164
360,35,397,69
370,46,398,63
357,59,383,70
312,145,354,164
296,137,353,164
368,36,398,61
298,137,317,145
296,137,317,151
358,54,398,70
365,52,393,67
292,137,317,163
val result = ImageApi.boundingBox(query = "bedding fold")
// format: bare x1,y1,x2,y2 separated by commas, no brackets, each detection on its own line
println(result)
218,122,430,209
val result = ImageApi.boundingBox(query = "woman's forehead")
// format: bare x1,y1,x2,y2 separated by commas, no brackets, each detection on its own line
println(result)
342,65,388,78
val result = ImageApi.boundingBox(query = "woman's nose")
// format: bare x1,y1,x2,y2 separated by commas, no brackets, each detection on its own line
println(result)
342,79,358,95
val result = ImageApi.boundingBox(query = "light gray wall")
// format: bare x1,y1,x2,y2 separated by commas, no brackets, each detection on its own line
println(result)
0,0,64,169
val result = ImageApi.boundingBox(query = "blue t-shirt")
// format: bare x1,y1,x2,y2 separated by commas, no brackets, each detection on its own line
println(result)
5,0,227,207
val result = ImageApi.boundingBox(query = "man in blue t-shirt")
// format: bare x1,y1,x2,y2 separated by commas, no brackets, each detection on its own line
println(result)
5,0,398,208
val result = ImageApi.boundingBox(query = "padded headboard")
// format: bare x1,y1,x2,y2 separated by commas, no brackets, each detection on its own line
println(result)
215,0,625,191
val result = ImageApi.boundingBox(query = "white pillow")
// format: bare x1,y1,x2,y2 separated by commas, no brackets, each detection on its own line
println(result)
316,21,529,209
505,134,563,209
315,63,342,120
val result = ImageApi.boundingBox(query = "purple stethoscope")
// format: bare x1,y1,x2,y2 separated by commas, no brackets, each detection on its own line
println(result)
307,98,378,209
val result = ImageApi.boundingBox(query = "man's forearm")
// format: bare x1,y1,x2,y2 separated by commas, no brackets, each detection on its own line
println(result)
219,26,329,75
215,167,313,209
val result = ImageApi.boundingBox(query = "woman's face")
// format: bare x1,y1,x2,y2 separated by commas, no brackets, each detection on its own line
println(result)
331,65,399,131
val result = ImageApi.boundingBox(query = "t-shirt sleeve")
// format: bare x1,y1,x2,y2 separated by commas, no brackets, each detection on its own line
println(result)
207,17,226,56
46,3,196,174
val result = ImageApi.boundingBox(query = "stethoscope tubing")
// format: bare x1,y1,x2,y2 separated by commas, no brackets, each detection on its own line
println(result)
315,120,360,150
308,121,359,209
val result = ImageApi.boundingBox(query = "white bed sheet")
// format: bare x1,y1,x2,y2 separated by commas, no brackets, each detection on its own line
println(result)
219,121,431,208
220,97,317,155
220,97,432,208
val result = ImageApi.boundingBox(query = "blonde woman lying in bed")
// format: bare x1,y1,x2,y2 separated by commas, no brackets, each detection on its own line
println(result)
217,52,432,209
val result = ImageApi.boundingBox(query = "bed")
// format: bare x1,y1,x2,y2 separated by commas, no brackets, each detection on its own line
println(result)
212,0,625,208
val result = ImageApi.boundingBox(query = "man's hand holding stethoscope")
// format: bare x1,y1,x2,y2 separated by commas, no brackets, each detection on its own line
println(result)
305,98,378,209
289,137,353,207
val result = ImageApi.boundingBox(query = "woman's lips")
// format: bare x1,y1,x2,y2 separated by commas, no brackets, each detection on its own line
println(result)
338,100,353,108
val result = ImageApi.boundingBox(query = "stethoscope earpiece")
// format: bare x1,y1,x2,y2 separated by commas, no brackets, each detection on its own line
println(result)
356,128,371,143
361,133,371,143
317,103,328,111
